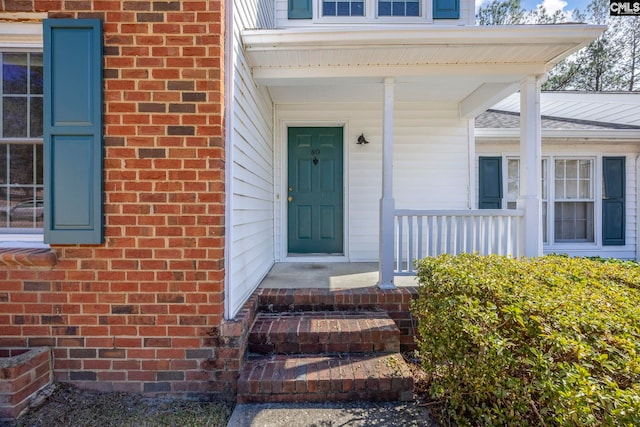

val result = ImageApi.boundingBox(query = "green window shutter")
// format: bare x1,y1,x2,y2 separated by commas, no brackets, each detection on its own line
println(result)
43,19,103,244
479,156,502,209
289,0,312,19
433,0,459,19
602,156,625,246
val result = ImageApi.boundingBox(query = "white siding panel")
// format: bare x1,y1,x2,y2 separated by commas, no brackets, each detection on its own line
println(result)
275,101,470,261
228,0,276,318
477,141,640,260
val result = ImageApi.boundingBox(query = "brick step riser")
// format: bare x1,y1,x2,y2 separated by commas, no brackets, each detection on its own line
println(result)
249,341,399,355
248,313,401,355
238,391,411,404
237,354,413,404
257,288,418,314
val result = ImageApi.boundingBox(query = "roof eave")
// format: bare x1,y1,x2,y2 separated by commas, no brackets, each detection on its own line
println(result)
476,128,640,142
242,24,606,51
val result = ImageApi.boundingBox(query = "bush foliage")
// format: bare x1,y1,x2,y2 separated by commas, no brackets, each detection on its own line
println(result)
411,254,640,426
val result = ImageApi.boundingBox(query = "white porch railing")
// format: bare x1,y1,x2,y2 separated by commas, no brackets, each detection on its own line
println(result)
394,209,525,275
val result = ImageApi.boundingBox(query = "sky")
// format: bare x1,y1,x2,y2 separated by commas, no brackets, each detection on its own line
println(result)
475,0,593,19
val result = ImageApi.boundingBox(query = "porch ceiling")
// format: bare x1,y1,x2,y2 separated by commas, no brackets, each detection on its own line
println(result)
241,24,605,111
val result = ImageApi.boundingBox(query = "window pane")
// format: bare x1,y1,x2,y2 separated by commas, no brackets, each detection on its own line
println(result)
9,144,34,184
9,192,43,228
566,160,577,178
541,159,547,200
323,1,337,15
579,180,590,199
566,179,577,199
30,97,43,138
555,178,564,199
2,53,28,95
507,159,519,205
352,1,364,15
542,201,547,243
3,97,28,138
0,144,5,184
35,144,43,185
580,160,591,179
337,1,350,15
406,0,419,15
30,53,43,95
392,1,405,15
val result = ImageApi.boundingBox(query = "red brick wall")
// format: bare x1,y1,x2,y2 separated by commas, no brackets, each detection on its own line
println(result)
0,347,52,422
0,1,228,397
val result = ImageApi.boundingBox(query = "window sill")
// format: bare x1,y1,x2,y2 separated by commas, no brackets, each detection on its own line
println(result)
0,248,57,267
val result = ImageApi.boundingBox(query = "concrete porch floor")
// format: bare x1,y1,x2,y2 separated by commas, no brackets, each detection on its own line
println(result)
258,262,419,289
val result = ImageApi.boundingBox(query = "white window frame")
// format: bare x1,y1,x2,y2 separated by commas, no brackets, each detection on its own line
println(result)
502,154,602,249
0,22,46,248
549,157,598,247
315,0,433,23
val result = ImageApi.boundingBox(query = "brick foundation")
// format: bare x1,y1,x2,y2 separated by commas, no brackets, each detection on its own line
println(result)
0,347,52,424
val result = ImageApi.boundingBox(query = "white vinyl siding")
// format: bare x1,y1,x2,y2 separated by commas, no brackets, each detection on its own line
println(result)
275,102,470,262
478,141,639,260
228,0,276,318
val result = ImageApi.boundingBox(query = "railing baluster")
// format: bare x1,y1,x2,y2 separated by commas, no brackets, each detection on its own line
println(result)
407,215,417,271
393,209,524,275
396,215,403,273
416,216,423,265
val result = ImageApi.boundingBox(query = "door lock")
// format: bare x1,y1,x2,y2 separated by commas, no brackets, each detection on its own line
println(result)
287,196,293,202
288,187,293,192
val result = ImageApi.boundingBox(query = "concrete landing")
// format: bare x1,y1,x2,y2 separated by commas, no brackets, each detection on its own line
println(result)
258,262,418,289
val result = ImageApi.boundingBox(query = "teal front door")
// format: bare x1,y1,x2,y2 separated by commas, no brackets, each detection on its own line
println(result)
287,127,343,254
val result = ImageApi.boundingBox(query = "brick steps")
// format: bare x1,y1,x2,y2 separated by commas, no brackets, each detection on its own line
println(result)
238,310,414,403
237,353,413,403
248,311,400,355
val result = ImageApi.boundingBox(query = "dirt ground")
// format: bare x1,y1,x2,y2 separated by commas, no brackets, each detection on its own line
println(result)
13,383,233,427
13,355,442,427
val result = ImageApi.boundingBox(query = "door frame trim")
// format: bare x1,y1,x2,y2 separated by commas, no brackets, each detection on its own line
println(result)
277,120,350,262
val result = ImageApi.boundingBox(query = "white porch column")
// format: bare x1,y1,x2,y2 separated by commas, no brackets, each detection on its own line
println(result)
519,76,543,257
378,77,396,288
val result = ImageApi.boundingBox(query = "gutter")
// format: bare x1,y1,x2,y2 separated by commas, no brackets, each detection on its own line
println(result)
242,24,606,50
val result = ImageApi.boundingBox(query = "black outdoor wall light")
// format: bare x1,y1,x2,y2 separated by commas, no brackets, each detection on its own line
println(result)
356,134,370,145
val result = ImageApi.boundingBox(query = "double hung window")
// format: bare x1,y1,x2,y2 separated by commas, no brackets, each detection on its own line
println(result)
1,52,44,233
504,157,594,245
554,159,594,243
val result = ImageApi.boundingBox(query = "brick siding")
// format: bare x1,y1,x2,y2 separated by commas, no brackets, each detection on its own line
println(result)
0,1,228,398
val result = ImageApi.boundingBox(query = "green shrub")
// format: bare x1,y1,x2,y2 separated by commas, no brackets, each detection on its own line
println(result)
411,254,640,426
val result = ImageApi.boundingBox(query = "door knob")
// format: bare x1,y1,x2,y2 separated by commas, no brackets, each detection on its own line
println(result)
288,196,293,202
